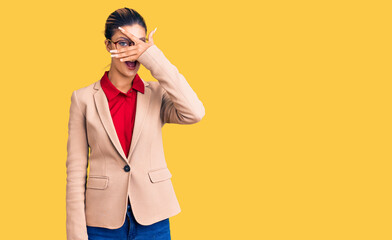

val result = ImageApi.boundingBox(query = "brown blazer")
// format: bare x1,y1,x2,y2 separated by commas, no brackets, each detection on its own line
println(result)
66,44,205,240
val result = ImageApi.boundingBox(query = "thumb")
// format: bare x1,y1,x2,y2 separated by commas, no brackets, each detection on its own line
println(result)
148,27,157,45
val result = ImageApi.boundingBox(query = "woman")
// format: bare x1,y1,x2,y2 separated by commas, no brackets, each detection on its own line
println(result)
66,7,205,240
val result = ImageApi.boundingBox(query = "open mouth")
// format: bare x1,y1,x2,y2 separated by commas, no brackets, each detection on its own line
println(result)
125,61,137,68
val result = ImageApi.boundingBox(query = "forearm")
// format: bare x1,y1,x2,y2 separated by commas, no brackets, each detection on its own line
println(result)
138,45,205,124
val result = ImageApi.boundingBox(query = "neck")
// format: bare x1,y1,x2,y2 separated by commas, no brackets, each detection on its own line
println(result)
107,68,136,93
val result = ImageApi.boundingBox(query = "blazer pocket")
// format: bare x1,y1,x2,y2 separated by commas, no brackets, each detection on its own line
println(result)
87,175,109,190
148,167,172,183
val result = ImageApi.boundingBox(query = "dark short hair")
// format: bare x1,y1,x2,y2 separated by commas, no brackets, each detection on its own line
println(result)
104,7,147,40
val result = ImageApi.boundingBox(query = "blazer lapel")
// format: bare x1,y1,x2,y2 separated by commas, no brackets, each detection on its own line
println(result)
128,79,151,162
93,79,151,164
94,82,127,162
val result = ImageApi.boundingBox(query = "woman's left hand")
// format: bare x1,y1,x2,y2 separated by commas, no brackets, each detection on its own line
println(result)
110,26,157,62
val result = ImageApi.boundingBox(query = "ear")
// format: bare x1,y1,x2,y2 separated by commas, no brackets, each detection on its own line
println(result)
105,39,113,53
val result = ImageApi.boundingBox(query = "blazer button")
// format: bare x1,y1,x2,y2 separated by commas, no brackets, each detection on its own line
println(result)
123,165,130,172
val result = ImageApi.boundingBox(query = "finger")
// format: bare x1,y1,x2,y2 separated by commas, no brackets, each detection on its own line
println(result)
148,27,157,45
118,27,141,44
115,45,138,53
119,53,139,62
113,49,139,58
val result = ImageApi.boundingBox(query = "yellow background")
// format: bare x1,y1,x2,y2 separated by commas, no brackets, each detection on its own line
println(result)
0,0,391,239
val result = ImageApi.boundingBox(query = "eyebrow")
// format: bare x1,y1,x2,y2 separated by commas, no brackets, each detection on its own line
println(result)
116,36,146,41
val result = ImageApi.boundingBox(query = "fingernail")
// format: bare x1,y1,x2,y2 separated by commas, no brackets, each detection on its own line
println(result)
111,54,118,57
118,27,124,31
154,27,157,32
110,50,117,53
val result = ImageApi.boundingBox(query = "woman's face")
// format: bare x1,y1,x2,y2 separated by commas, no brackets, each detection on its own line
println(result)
105,24,147,77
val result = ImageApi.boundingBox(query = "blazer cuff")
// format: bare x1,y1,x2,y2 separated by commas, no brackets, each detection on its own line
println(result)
137,45,167,71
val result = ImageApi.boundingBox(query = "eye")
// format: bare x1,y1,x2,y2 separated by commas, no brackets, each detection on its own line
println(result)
119,41,129,47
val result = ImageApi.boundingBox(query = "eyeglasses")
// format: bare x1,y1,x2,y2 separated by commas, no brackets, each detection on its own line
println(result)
108,38,147,50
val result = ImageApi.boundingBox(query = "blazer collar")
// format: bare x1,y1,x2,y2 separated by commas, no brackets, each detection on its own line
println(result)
93,75,151,164
93,76,150,90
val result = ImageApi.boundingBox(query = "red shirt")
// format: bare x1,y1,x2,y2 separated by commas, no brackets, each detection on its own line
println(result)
100,70,145,158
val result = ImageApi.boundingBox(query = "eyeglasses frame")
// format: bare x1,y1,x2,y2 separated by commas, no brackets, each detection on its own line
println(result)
107,37,147,50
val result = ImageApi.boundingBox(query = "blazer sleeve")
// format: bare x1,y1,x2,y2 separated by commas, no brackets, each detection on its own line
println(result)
66,91,89,240
137,44,205,125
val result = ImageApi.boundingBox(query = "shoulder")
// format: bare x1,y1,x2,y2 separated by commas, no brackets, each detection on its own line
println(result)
71,81,97,102
73,81,96,97
69,81,98,113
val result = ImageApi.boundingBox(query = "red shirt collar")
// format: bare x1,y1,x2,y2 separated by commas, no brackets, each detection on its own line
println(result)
100,70,145,101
